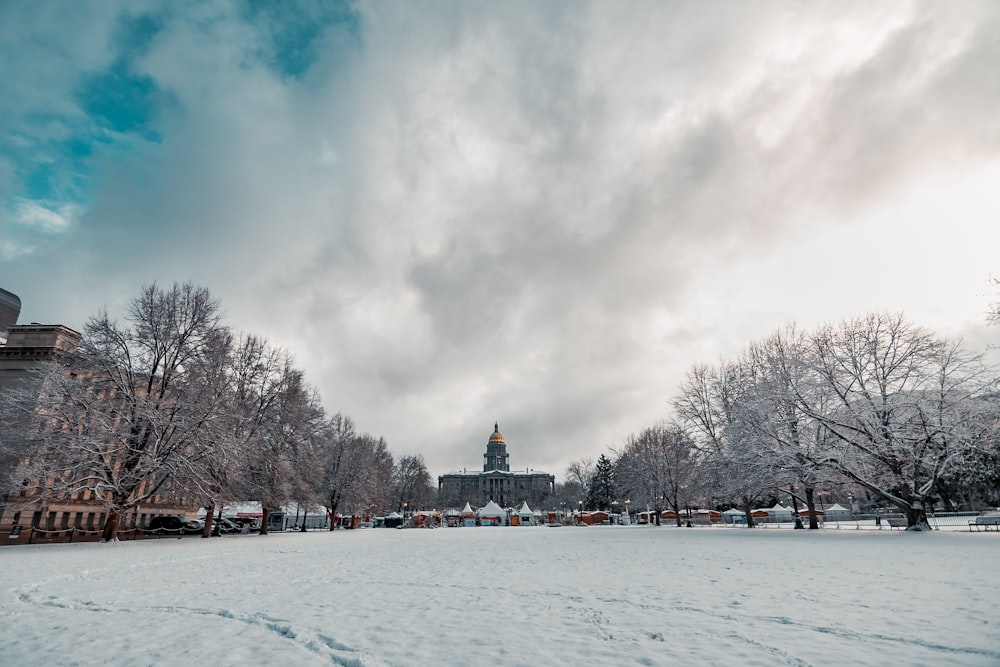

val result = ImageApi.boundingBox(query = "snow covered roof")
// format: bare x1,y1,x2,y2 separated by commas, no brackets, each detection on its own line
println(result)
518,501,533,515
826,503,849,511
461,502,474,515
722,508,746,515
440,469,553,477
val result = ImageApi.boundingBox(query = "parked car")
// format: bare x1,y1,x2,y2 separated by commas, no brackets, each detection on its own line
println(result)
210,517,242,535
229,517,260,532
147,515,203,534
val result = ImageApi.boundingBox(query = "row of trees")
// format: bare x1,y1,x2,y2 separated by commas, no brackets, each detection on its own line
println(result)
574,313,999,530
0,283,435,541
4,286,995,536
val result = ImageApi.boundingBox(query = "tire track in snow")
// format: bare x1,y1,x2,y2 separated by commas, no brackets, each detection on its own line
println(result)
14,588,388,666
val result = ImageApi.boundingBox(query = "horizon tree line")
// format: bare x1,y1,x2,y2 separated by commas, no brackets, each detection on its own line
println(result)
4,284,998,536
0,282,435,541
570,312,999,530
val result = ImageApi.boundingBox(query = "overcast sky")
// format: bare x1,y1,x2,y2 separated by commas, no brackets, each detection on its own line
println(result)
3,1,999,481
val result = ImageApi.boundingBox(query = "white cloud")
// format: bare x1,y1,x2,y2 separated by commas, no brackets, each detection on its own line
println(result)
13,200,78,233
4,2,1000,478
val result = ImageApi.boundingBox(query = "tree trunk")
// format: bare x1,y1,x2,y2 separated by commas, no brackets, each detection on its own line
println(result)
805,487,819,530
300,510,308,532
100,509,122,542
328,498,339,531
743,498,755,528
905,502,931,531
260,505,271,535
202,503,215,538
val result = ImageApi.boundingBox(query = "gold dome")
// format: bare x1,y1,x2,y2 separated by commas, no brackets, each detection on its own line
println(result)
489,422,505,444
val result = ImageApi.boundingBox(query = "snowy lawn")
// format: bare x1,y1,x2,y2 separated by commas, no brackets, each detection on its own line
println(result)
1,526,998,666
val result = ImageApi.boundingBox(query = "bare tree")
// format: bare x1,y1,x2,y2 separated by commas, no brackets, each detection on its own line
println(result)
551,480,586,515
674,360,775,526
616,422,701,526
737,328,841,528
564,457,594,503
7,283,231,542
206,335,291,535
317,413,358,529
316,415,394,529
242,363,327,535
799,313,998,529
393,454,434,514
361,438,396,519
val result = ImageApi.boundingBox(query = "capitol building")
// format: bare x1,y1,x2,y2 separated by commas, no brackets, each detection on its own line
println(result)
437,424,555,508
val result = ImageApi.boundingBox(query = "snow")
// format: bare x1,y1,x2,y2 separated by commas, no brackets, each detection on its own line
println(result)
2,526,998,666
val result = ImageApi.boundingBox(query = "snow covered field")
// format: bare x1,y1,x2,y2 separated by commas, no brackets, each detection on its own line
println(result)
1,526,998,666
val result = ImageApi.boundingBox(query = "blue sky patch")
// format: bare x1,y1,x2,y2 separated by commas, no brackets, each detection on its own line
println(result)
75,63,167,139
240,0,361,79
2,2,359,240
2,10,174,234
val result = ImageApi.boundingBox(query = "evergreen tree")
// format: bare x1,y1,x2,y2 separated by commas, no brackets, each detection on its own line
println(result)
585,454,616,511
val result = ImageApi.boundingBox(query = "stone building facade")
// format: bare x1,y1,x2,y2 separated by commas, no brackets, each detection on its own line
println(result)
0,324,198,542
0,287,20,342
437,424,555,508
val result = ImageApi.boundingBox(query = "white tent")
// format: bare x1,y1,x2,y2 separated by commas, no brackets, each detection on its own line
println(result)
824,503,853,521
517,502,534,525
765,504,794,522
460,502,476,526
477,500,506,525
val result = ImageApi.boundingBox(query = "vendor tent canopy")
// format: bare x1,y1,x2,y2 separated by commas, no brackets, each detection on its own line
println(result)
824,503,853,520
764,504,793,521
477,500,505,518
477,500,505,526
722,508,746,525
798,507,824,516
